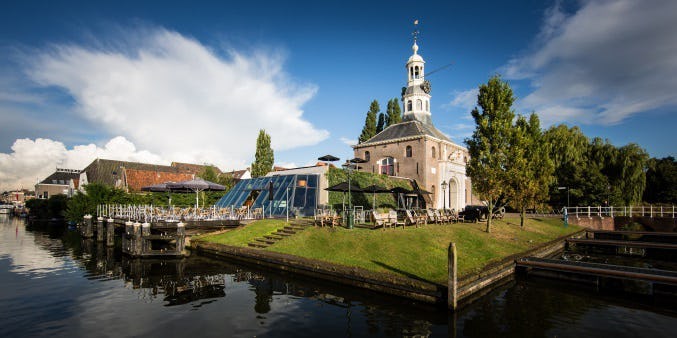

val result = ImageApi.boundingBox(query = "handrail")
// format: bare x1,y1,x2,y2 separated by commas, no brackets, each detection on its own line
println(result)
564,205,676,218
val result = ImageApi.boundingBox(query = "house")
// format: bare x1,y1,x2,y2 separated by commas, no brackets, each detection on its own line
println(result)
35,168,81,199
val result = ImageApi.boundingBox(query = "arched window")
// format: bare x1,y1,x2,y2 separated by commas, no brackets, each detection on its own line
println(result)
407,100,412,111
379,157,395,176
406,145,412,157
364,151,370,162
410,67,413,80
416,99,422,110
426,100,429,111
432,146,436,158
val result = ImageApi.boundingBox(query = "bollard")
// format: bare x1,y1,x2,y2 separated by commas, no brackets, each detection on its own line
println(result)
106,218,115,247
176,222,186,256
83,215,94,238
96,217,104,242
448,242,457,311
133,222,142,256
141,222,151,255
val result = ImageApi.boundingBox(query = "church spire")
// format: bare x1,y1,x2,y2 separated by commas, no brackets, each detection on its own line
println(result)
402,20,432,125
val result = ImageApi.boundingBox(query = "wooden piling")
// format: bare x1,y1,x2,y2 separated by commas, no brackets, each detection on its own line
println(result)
141,222,151,254
106,218,115,247
176,222,186,255
448,242,457,311
96,217,104,242
132,222,142,256
83,215,93,238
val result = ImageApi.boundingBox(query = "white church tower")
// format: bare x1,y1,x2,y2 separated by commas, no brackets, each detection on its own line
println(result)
402,33,433,125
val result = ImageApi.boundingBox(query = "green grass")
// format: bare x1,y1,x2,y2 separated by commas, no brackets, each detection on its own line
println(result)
198,219,289,247
200,217,580,284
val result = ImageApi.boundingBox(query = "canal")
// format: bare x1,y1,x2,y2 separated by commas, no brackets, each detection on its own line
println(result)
1,215,675,337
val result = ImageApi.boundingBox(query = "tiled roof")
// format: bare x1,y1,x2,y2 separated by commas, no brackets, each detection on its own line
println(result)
82,159,179,186
355,120,452,147
229,169,248,179
39,170,81,185
124,169,194,192
171,162,222,175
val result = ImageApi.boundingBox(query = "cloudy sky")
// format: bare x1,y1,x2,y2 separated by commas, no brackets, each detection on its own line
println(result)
1,0,675,191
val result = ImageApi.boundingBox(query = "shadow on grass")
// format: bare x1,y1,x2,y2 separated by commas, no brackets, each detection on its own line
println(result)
371,260,440,286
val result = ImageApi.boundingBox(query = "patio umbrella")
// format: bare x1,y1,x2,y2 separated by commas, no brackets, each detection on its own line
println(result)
362,184,389,210
325,181,363,211
318,155,340,162
141,182,177,205
167,178,226,209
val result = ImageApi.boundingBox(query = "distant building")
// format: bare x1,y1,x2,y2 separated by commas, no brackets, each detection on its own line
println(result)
35,168,81,199
79,159,225,192
352,35,477,210
224,168,251,182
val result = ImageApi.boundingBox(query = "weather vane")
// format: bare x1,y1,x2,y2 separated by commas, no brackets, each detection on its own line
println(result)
412,19,420,42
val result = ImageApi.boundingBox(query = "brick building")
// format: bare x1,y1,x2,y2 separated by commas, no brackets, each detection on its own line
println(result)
353,37,475,210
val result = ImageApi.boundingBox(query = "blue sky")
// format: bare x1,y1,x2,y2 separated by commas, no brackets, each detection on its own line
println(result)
0,0,675,191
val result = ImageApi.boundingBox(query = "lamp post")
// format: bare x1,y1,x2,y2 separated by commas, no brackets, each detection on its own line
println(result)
557,186,570,209
441,180,448,210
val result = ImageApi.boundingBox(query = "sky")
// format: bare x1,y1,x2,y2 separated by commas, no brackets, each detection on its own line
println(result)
0,0,676,192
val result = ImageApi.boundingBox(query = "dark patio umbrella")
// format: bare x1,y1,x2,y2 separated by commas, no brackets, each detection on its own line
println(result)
318,155,340,162
363,184,389,210
325,181,363,211
141,182,172,192
167,178,226,209
389,187,413,209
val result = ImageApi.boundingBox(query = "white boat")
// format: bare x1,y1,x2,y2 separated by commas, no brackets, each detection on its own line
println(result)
0,205,13,214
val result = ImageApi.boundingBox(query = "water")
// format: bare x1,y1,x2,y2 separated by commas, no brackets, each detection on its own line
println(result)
1,214,676,337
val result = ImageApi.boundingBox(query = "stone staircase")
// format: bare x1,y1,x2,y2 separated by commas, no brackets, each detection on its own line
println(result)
247,219,313,249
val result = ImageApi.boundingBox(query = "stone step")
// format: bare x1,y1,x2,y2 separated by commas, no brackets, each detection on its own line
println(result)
255,238,276,245
248,242,268,249
265,235,285,240
278,229,297,235
285,226,306,231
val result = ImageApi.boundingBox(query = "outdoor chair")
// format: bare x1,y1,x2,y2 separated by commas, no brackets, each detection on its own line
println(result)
372,210,388,230
413,210,428,225
426,209,441,224
389,210,405,229
405,209,423,228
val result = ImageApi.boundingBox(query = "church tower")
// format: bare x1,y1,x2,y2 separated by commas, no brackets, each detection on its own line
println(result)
402,37,432,124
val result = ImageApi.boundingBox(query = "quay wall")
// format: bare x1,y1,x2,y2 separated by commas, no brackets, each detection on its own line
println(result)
569,216,676,232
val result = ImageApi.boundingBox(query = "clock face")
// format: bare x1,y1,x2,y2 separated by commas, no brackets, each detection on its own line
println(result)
420,80,431,94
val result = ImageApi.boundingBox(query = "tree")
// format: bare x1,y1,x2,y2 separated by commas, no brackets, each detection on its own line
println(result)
359,100,380,143
543,125,589,207
644,156,677,203
251,129,274,178
198,165,234,190
376,113,386,134
386,98,402,126
615,144,649,205
507,114,554,228
465,75,515,233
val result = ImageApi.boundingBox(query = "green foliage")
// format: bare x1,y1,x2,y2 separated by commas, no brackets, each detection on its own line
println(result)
644,156,677,203
358,100,380,143
251,129,274,178
198,165,235,190
466,75,516,232
325,167,411,210
26,198,48,218
376,112,386,134
507,114,554,228
386,98,402,126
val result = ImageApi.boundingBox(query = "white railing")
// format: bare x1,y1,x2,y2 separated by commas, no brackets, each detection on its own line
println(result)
96,204,265,222
564,205,676,218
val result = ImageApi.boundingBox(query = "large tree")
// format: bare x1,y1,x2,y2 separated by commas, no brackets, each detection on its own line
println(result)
376,112,386,134
358,100,380,143
386,98,402,126
466,75,515,233
507,113,554,228
644,156,677,203
251,129,274,178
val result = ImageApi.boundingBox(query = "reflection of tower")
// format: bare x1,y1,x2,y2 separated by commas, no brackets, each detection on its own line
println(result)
253,278,274,314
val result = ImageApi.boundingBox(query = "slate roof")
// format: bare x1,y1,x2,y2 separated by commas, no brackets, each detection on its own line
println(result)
39,170,81,185
354,120,452,147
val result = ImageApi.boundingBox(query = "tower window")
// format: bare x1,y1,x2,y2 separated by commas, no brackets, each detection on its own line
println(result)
417,99,422,110
364,151,370,162
379,157,395,176
406,145,412,157
426,100,429,111
407,100,412,111
414,66,420,79
432,146,436,158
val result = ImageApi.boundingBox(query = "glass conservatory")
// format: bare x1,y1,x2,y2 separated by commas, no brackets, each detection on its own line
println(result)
214,174,319,217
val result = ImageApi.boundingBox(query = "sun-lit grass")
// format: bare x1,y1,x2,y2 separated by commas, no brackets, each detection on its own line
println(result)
198,219,288,247
200,217,580,284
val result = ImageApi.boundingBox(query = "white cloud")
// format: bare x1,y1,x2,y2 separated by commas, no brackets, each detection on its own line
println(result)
504,0,677,126
446,88,478,111
339,137,357,146
23,28,328,173
0,136,164,191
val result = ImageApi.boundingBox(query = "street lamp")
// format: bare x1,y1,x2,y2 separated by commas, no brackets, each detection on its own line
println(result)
441,180,448,210
557,186,569,209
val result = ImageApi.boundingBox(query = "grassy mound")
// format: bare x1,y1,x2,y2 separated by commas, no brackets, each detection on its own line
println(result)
199,219,288,247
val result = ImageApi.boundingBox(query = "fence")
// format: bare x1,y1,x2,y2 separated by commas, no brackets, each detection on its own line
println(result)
96,204,265,222
565,205,676,218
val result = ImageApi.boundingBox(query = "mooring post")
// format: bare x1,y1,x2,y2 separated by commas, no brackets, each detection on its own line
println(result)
106,218,115,247
448,242,457,311
141,222,151,255
96,217,104,242
176,222,186,256
83,215,93,238
133,222,142,256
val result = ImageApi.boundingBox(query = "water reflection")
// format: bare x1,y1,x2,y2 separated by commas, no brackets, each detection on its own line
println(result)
1,216,676,337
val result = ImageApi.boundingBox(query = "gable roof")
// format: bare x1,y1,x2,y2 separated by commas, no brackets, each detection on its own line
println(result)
124,169,194,192
354,120,453,147
170,162,222,175
39,170,81,185
81,159,179,186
